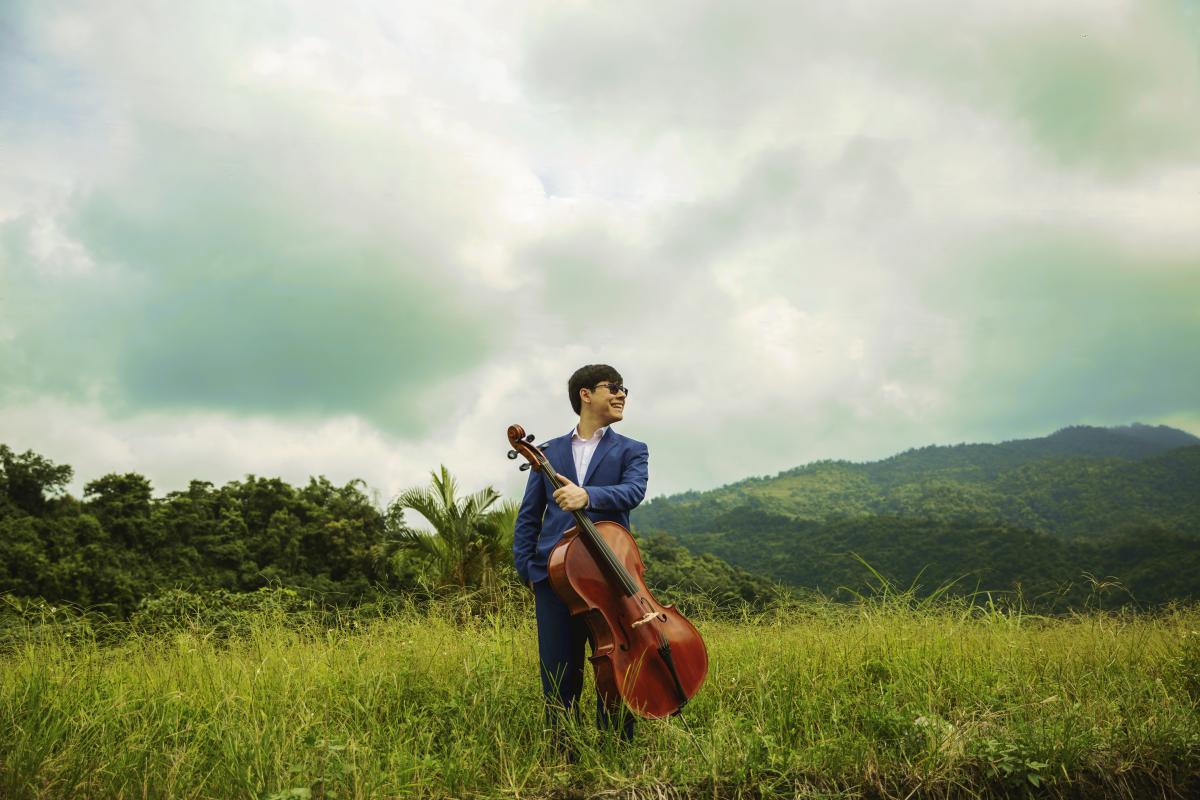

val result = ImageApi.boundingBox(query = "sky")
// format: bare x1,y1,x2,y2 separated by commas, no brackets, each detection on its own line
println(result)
1,0,1198,507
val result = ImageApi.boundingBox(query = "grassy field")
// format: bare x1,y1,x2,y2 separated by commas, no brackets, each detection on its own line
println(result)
2,592,1199,799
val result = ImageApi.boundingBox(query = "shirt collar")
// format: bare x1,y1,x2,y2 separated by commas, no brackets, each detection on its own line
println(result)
570,425,609,443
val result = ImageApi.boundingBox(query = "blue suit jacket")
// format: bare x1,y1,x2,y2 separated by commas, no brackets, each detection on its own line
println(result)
513,427,649,584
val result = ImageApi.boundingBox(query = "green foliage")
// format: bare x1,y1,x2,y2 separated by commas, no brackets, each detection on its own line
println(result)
638,426,1200,538
635,531,786,612
972,737,1052,789
0,447,769,618
635,507,1200,612
5,423,1197,618
385,465,515,593
2,596,1198,798
1173,628,1200,703
635,426,1200,611
0,449,416,615
127,586,316,638
0,444,73,517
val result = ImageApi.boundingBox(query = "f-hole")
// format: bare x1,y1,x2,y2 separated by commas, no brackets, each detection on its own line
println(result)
616,617,631,651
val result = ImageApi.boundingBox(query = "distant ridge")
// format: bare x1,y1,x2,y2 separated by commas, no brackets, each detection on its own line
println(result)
1041,423,1199,456
632,423,1200,608
634,422,1200,537
662,423,1200,499
860,423,1200,484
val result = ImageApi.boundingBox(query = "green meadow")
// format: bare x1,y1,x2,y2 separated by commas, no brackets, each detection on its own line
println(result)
3,591,1199,799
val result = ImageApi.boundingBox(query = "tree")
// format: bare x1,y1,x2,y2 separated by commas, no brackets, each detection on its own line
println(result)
84,473,154,547
386,466,517,590
0,516,48,595
0,445,73,517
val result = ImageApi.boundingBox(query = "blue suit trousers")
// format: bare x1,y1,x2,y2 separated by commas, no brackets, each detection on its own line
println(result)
533,579,635,741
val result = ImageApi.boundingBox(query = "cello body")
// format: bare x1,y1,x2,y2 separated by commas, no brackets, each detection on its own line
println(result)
548,519,709,719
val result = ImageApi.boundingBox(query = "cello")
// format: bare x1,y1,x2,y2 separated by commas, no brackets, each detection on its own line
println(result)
506,424,708,719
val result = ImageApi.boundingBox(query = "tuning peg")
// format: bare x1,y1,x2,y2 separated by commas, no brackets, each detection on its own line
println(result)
507,450,519,460
525,433,535,442
519,463,532,471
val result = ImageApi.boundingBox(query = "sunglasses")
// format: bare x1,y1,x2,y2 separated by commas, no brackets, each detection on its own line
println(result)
593,382,629,396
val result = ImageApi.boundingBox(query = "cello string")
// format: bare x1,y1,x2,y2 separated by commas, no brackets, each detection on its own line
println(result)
538,452,639,594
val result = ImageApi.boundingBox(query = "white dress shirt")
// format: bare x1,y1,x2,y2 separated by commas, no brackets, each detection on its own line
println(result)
570,425,608,484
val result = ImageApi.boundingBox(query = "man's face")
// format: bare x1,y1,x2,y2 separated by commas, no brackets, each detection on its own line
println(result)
583,381,626,424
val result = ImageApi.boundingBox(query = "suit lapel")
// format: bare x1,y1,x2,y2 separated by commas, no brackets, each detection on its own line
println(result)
554,434,578,485
583,430,619,485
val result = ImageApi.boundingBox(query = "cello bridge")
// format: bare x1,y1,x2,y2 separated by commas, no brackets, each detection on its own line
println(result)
630,611,657,628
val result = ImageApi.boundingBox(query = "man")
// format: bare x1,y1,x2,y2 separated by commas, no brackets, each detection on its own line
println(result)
512,364,649,745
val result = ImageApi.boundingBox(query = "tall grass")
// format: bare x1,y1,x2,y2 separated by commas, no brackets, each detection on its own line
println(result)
2,588,1198,799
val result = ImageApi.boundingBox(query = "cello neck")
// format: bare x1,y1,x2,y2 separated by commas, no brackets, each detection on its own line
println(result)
540,461,640,596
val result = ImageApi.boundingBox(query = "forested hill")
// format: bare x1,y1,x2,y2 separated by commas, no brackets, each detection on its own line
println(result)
632,424,1200,609
635,424,1200,538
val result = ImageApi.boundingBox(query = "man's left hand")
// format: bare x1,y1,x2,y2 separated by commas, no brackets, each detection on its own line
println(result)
552,477,589,512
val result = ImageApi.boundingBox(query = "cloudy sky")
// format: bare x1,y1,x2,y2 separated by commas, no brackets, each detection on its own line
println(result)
2,0,1198,506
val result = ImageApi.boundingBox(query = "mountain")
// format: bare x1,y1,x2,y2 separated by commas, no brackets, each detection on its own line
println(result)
864,423,1199,482
635,425,1200,539
631,424,1200,608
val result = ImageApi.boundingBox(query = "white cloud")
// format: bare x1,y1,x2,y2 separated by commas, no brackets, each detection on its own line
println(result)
1,0,1197,503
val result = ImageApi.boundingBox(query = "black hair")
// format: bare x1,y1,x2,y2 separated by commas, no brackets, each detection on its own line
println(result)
567,364,623,415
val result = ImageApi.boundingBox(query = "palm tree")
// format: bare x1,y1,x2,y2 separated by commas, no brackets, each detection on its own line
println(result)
387,465,517,590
